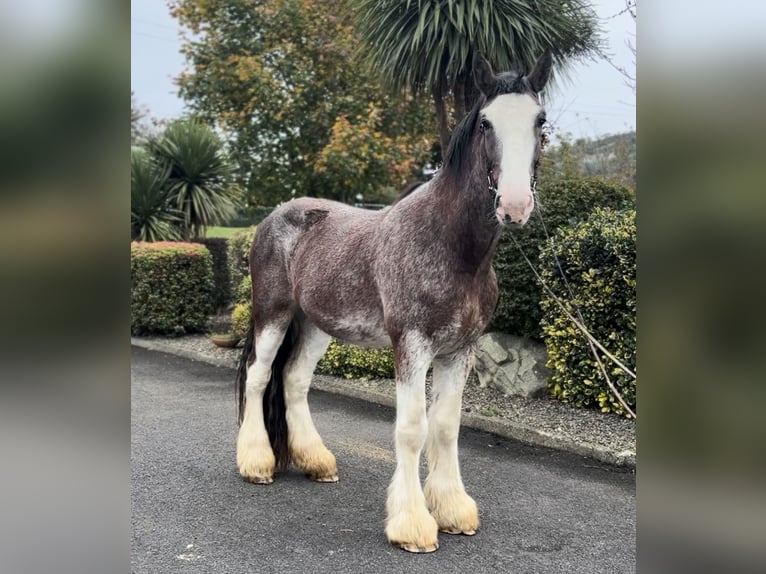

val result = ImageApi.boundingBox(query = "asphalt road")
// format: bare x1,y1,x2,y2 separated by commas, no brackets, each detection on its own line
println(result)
131,347,635,573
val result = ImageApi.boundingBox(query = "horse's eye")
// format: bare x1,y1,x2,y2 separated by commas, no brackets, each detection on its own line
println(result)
536,116,547,128
480,119,491,132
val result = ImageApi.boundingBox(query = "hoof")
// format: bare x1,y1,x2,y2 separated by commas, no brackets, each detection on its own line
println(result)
385,508,439,554
311,473,339,483
291,443,338,483
440,527,476,536
242,474,274,485
397,541,439,553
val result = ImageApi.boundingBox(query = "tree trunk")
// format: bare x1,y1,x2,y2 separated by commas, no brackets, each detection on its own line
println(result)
454,74,466,121
433,83,451,158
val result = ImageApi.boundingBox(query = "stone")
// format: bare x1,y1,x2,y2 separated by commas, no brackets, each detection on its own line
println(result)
473,332,551,398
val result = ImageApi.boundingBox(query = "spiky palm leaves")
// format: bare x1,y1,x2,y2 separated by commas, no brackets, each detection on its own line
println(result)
131,147,182,242
352,0,601,152
149,121,240,240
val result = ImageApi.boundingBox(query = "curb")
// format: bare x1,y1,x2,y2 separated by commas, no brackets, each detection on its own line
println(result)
132,338,635,469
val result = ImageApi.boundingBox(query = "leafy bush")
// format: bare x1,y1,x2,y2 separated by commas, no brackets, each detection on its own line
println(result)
539,207,636,417
192,237,231,311
491,177,634,339
131,242,214,335
234,274,252,306
227,206,275,227
227,226,257,298
317,340,395,380
231,302,251,339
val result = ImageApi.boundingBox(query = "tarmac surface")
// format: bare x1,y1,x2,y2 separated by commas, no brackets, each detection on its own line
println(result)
131,346,635,573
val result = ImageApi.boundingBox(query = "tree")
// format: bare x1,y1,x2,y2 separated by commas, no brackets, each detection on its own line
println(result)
148,120,241,239
352,0,602,154
170,0,437,206
131,147,182,242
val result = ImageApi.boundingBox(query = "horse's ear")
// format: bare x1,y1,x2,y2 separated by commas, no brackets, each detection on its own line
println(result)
473,52,496,95
527,49,553,94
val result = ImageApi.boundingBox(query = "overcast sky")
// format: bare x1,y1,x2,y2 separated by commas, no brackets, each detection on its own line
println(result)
130,0,636,140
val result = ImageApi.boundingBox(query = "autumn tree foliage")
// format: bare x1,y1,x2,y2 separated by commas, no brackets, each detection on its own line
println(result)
170,0,437,206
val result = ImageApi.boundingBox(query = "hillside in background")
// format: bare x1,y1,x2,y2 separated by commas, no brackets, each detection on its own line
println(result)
541,131,636,189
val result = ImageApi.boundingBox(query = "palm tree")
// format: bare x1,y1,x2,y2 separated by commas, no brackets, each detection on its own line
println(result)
149,120,241,240
353,0,601,154
131,147,183,242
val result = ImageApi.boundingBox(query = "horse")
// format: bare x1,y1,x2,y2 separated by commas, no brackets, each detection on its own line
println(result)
235,50,552,553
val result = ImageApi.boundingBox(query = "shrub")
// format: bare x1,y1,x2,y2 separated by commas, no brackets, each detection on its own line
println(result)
234,274,252,305
131,242,214,335
227,225,257,297
192,237,231,311
539,207,636,417
491,177,634,339
227,206,276,227
231,302,251,339
317,340,395,380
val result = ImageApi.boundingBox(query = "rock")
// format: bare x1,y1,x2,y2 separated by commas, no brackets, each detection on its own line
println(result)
473,332,551,398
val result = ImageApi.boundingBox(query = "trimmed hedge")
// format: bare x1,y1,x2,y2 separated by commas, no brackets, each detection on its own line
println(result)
491,177,634,339
227,225,257,299
317,339,395,380
131,241,214,335
540,207,636,417
192,237,231,310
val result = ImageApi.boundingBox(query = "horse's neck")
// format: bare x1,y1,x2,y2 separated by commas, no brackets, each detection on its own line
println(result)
432,168,500,275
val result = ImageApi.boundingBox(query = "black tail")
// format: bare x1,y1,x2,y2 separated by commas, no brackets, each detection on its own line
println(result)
236,317,255,426
236,316,299,472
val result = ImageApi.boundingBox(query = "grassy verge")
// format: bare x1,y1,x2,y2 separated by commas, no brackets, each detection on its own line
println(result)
205,226,249,238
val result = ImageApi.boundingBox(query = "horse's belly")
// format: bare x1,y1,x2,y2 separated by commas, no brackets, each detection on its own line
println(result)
309,308,391,348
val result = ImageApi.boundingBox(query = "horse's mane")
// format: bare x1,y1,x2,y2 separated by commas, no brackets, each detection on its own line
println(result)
394,180,425,204
442,98,483,175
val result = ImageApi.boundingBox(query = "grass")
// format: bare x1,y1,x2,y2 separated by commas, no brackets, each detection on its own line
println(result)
205,226,249,238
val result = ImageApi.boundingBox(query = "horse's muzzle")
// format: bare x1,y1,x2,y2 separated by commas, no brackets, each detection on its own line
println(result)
496,195,533,226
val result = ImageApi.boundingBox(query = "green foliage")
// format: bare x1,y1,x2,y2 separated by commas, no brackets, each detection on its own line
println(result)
231,302,252,339
352,0,601,152
317,340,395,380
227,226,257,300
227,207,276,227
191,237,231,311
171,0,437,206
539,131,636,190
491,177,634,339
131,242,214,335
131,147,182,241
148,119,241,239
540,208,636,417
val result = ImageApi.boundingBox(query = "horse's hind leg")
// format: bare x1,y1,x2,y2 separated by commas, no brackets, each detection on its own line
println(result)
424,347,479,535
284,318,337,482
237,319,291,484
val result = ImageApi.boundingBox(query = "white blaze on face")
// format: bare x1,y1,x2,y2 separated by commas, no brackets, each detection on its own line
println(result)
482,93,542,225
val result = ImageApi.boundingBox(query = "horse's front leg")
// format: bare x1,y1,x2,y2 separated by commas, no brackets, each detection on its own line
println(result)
386,332,439,553
424,347,480,535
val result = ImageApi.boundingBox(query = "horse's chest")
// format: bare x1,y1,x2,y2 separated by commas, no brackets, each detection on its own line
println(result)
430,281,498,352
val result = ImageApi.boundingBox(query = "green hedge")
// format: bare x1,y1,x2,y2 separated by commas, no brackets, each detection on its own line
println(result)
131,242,214,335
317,340,395,380
227,225,257,299
491,177,634,339
540,207,636,417
192,237,230,310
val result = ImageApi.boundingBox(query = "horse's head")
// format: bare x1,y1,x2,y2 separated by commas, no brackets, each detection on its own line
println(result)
474,51,552,226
